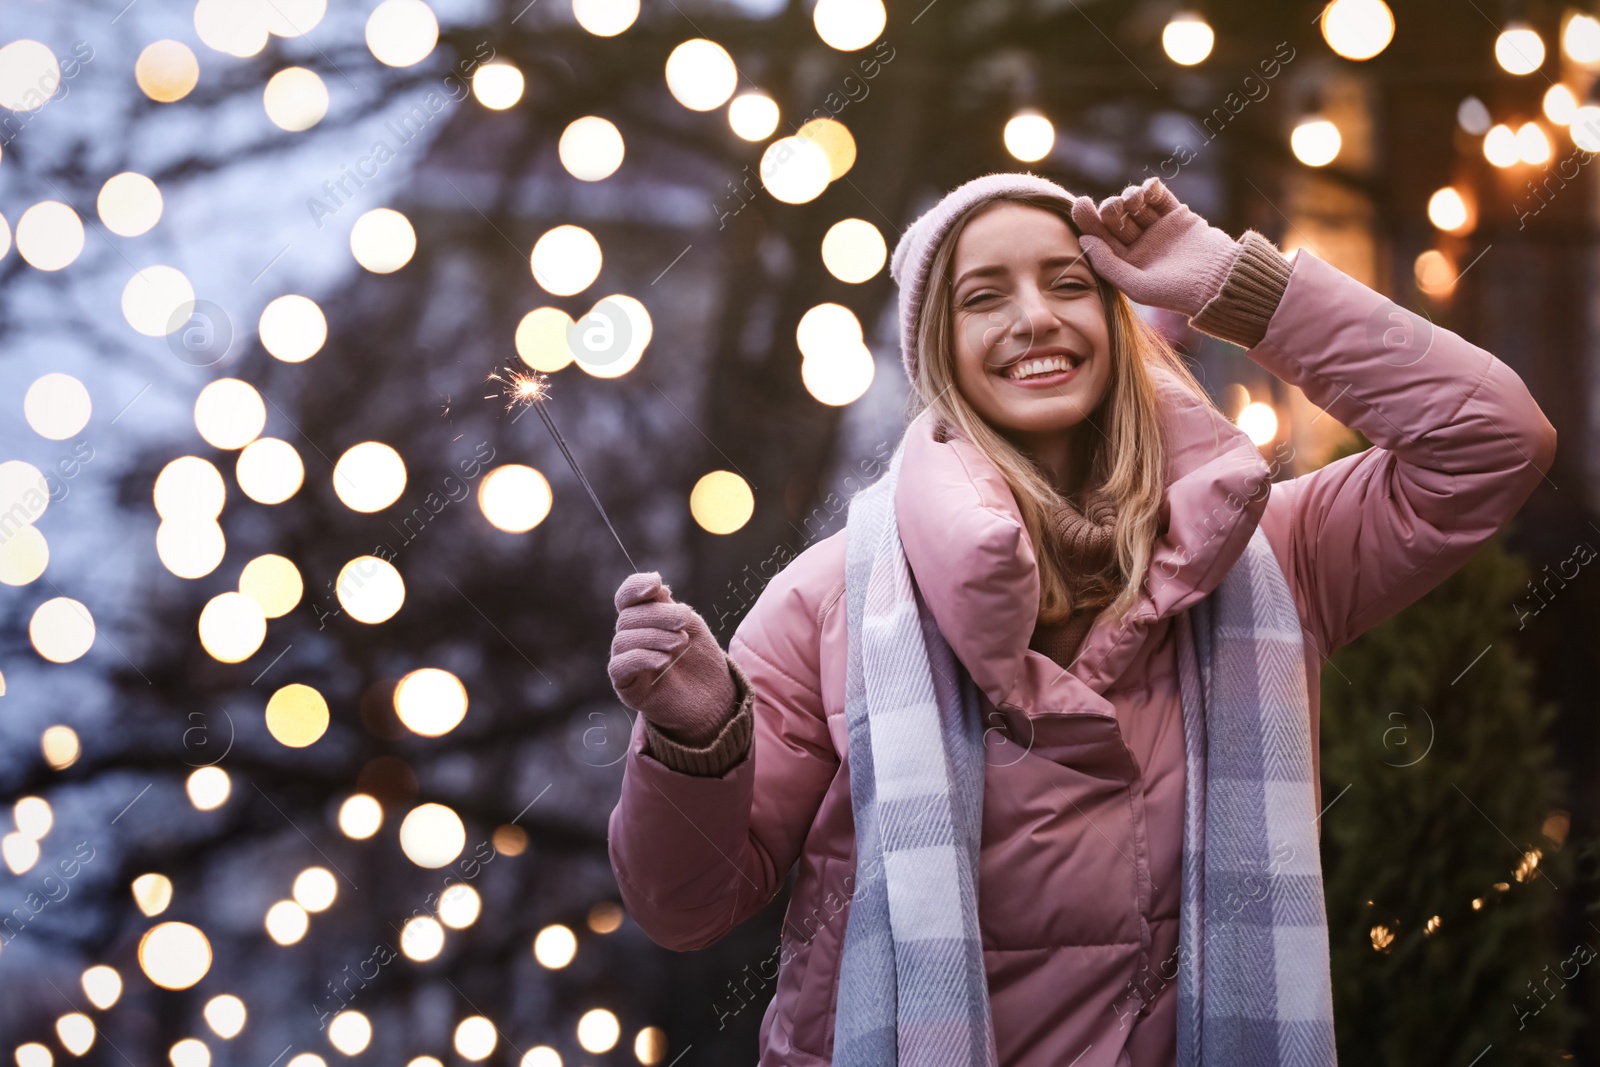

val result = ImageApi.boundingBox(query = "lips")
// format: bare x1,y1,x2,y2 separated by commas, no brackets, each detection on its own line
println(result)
996,348,1087,385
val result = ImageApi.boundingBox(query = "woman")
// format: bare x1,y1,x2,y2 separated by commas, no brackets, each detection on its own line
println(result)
604,173,1556,1066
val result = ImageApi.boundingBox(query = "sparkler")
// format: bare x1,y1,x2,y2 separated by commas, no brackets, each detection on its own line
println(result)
489,368,638,573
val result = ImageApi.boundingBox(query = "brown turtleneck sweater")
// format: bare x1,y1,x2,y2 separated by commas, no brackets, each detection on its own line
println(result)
1029,487,1120,670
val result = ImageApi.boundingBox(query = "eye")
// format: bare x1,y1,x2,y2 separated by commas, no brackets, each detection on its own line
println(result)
959,292,1000,309
1053,278,1092,292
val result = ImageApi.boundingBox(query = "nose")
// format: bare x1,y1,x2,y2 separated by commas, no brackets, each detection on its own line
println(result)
1002,282,1060,348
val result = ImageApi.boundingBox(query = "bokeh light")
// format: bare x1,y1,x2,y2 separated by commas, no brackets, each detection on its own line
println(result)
265,900,309,945
1566,13,1600,63
262,0,327,37
138,922,212,990
394,668,469,737
455,1017,497,1061
1290,118,1342,166
1414,248,1457,295
14,1044,51,1067
400,803,466,868
97,173,164,237
327,1012,372,1055
473,63,525,109
121,265,195,336
0,40,59,111
1516,120,1551,164
172,1036,211,1067
728,92,779,140
350,208,416,273
812,0,885,50
573,294,651,378
559,116,625,181
634,1027,666,1065
155,457,226,521
195,0,269,56
577,1009,620,1054
534,925,577,968
237,438,305,505
573,0,638,35
42,726,80,769
81,966,121,1010
796,302,862,359
477,465,552,533
17,202,85,271
0,460,48,528
366,0,439,66
1162,11,1214,64
338,795,383,839
198,591,267,663
515,307,576,371
761,136,831,204
1003,110,1054,163
103,31,165,101
194,379,267,450
1320,0,1394,60
1237,401,1280,445
132,873,173,917
156,519,226,579
187,766,231,810
802,343,876,406
1544,84,1577,125
14,796,51,839
335,555,406,623
821,219,886,283
265,684,330,748
1496,24,1545,75
333,442,407,512
56,1015,94,1057
1483,123,1519,166
402,916,445,961
30,597,95,663
259,295,327,362
203,995,247,1040
438,884,481,929
0,525,49,586
3,833,40,874
1427,187,1470,233
689,471,755,534
665,39,737,111
264,67,329,131
797,117,855,180
519,1050,561,1067
531,225,602,296
239,554,303,617
588,901,624,933
24,373,91,440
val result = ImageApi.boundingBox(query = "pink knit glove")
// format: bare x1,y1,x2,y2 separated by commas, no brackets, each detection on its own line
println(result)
609,572,737,747
1069,177,1244,318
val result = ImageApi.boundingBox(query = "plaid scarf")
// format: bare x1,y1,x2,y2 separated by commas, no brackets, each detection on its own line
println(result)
834,441,1337,1066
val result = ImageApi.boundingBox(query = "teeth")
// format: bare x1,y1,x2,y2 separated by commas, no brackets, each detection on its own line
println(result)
1006,355,1082,380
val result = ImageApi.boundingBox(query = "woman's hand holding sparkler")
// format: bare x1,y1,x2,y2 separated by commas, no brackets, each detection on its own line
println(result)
609,572,738,746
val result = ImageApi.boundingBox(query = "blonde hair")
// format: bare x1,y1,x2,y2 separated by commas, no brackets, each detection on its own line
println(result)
905,191,1212,627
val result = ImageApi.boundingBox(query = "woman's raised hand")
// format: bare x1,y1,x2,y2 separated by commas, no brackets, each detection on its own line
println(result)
1069,176,1244,319
609,572,738,746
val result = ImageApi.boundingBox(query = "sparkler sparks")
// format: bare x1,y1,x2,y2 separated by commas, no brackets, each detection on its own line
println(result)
487,367,638,573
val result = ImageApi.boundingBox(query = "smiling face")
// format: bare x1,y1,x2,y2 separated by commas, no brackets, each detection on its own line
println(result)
948,201,1114,459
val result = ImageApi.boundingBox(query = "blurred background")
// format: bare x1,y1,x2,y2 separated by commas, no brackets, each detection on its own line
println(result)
0,0,1598,1063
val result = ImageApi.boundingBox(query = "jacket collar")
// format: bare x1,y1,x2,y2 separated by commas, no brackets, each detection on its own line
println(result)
893,366,1271,707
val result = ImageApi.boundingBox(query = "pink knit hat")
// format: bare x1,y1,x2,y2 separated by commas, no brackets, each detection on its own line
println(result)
889,171,1082,385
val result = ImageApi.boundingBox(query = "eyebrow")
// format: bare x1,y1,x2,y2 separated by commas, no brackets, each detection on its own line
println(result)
953,252,1091,290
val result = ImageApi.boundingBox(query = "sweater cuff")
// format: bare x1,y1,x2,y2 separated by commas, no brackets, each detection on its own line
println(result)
641,653,755,777
1188,229,1294,349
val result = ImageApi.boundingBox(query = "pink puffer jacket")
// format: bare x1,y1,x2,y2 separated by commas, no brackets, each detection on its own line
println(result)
607,247,1556,1065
